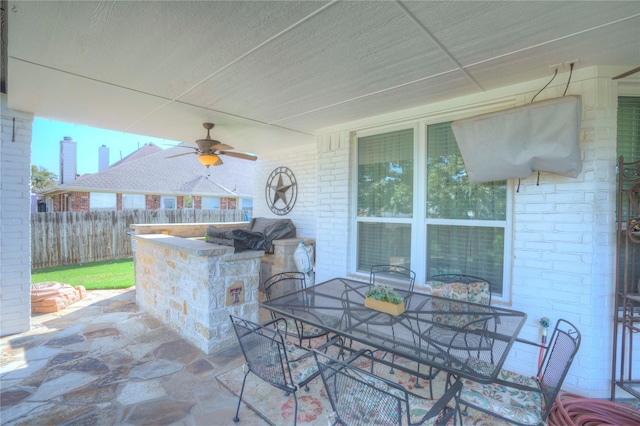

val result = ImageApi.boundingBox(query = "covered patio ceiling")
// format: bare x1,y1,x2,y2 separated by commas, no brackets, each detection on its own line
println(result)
5,1,640,156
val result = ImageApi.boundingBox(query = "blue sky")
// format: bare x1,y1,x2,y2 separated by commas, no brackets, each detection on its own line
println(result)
31,118,180,176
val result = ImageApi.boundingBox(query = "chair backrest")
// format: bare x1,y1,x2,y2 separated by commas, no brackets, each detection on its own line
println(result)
427,275,491,329
263,271,307,304
427,274,492,305
314,350,408,426
538,319,581,420
229,315,296,393
370,265,416,292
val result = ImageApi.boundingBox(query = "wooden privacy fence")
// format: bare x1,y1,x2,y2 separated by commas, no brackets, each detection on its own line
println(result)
31,209,249,269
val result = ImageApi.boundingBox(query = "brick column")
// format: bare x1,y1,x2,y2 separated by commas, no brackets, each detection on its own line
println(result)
1,94,33,336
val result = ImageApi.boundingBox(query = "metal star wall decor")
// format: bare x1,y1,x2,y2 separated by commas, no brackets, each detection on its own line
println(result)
265,167,297,215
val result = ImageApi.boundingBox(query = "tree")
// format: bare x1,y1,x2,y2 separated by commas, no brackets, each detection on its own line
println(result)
358,159,414,217
31,165,58,191
426,154,506,220
183,195,194,209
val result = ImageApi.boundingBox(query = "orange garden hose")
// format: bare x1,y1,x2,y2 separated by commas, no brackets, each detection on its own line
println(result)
548,392,640,426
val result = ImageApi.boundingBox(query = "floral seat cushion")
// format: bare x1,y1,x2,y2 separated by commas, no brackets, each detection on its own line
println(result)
468,282,490,305
460,358,544,426
427,280,490,329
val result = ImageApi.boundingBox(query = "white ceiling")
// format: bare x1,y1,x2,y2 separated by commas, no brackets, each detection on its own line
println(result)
6,1,640,155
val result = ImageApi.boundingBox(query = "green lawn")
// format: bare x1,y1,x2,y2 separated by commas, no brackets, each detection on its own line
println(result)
31,258,135,290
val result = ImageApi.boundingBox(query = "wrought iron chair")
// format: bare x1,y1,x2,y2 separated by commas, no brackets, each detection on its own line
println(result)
229,315,342,425
456,319,581,426
425,274,494,355
357,265,417,375
371,264,416,292
263,271,331,347
417,274,494,388
314,349,463,426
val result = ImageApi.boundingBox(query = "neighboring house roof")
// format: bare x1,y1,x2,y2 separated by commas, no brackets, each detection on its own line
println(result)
109,143,162,168
41,145,255,198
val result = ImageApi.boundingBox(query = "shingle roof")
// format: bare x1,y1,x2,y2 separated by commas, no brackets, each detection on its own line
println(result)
109,143,162,168
43,145,255,197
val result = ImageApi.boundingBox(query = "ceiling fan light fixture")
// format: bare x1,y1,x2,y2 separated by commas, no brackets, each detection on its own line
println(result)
165,122,256,165
197,154,221,167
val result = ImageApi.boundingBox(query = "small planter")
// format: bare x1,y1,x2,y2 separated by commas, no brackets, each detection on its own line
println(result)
364,297,406,316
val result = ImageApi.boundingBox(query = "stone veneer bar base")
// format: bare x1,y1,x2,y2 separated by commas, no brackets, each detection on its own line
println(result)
132,234,262,354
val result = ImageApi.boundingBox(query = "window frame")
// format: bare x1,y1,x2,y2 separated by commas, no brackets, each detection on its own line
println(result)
350,117,513,302
183,195,194,210
89,192,117,210
241,198,253,210
617,96,640,164
351,123,419,281
160,196,177,210
615,94,640,313
201,196,221,210
122,193,146,210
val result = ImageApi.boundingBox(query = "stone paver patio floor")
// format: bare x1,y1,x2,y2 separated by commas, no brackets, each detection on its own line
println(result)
0,288,267,425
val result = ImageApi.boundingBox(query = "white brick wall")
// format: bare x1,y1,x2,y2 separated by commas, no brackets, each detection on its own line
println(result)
1,94,33,336
503,74,620,397
251,67,637,398
315,132,351,283
254,143,318,238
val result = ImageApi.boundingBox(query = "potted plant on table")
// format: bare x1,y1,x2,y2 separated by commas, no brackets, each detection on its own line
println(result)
364,284,406,315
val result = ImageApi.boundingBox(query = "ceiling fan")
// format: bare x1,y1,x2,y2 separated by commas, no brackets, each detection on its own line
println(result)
168,122,258,167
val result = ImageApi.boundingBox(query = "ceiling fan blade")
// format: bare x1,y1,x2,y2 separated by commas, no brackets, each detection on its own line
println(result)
167,152,197,158
613,66,640,80
219,151,258,161
211,142,234,151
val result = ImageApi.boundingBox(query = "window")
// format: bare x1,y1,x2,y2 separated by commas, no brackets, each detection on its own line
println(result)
201,197,220,209
425,122,507,295
354,121,509,297
122,193,145,209
356,128,414,272
90,192,116,210
161,196,176,209
617,97,640,163
617,97,640,222
241,198,253,210
183,195,194,209
616,96,640,301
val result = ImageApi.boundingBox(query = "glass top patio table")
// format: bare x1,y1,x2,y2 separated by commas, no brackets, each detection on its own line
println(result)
261,277,527,383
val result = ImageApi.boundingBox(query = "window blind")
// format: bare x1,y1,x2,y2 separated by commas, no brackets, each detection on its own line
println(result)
90,192,116,210
617,97,640,163
357,128,414,273
426,122,506,221
358,129,413,217
122,194,145,209
426,121,506,295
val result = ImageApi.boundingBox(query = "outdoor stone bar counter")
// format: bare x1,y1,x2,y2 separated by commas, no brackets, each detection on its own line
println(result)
131,233,262,354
